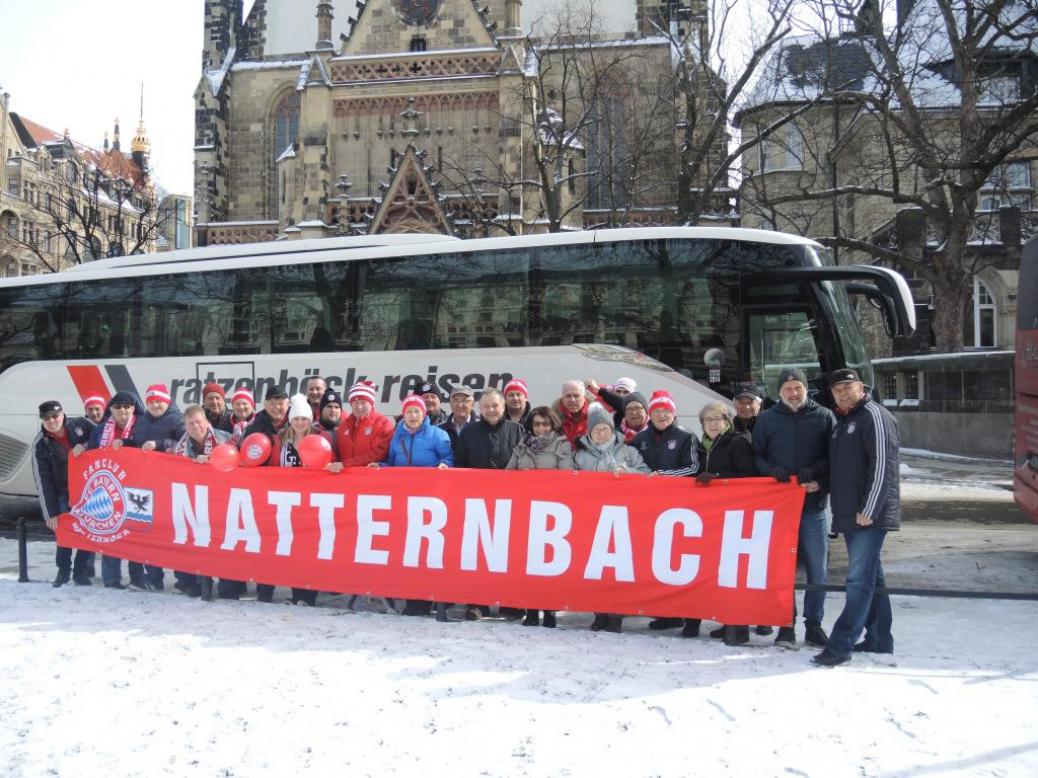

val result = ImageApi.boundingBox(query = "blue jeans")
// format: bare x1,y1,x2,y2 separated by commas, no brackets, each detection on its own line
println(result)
102,554,123,586
796,508,829,625
827,529,892,658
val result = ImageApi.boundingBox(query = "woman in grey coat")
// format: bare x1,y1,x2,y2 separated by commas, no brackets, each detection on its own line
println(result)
574,404,651,476
574,404,650,633
505,406,575,472
506,406,573,627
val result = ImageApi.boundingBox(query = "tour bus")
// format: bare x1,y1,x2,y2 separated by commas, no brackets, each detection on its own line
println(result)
0,227,915,499
1014,236,1038,521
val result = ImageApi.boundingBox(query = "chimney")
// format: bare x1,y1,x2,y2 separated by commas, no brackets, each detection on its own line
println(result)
999,205,1021,247
316,2,334,50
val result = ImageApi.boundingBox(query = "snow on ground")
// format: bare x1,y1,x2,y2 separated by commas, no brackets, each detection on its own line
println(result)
2,539,1037,777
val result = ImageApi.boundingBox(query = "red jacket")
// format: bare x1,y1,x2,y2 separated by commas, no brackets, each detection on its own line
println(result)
336,411,394,467
554,400,588,447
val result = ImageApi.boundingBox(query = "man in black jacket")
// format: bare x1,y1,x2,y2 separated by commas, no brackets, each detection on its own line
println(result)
455,388,523,619
439,386,478,452
813,369,900,667
31,401,94,587
752,368,836,648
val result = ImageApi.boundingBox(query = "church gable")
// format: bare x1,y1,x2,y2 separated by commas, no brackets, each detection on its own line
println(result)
370,140,452,235
342,0,497,57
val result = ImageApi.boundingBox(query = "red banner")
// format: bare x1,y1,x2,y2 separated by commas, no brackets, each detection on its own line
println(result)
60,449,805,624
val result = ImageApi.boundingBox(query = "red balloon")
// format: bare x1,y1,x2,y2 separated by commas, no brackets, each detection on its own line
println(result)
209,443,240,472
240,433,272,467
297,434,333,469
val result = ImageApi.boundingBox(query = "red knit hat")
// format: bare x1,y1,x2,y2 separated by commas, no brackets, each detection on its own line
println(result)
83,394,106,410
231,388,255,408
145,384,171,404
648,390,676,414
401,394,427,417
202,382,225,399
349,380,378,404
503,378,529,399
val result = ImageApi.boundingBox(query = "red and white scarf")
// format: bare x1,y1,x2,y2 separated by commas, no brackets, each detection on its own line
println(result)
98,414,136,448
231,414,255,446
174,428,218,458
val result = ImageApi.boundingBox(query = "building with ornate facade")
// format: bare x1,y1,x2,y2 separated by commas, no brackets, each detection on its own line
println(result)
1,90,159,276
193,0,726,245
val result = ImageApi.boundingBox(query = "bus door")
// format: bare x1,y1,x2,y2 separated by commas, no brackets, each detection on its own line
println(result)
741,304,826,401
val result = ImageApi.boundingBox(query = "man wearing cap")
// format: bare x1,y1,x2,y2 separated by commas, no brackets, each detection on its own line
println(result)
732,383,766,435
242,386,291,456
305,376,328,421
83,395,106,425
632,389,701,634
31,401,95,587
813,369,900,667
753,368,836,648
417,382,450,427
202,382,233,433
171,405,232,597
439,385,478,452
619,392,650,443
555,380,590,447
503,378,532,429
134,384,186,455
88,392,144,589
128,383,183,590
330,380,394,468
316,388,343,456
229,388,256,445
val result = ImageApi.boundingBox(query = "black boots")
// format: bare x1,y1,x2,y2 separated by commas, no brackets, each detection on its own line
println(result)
523,610,539,626
604,615,623,633
681,619,701,638
724,625,750,646
590,613,608,631
648,617,684,630
542,611,556,628
805,623,829,648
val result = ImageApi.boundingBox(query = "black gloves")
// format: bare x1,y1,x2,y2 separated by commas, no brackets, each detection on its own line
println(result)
770,466,791,483
696,472,715,485
797,467,814,484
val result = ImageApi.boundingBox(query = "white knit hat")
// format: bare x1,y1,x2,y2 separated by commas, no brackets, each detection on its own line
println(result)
288,393,311,421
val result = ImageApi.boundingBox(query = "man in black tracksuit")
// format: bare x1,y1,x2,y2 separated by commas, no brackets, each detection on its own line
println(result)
32,400,95,587
813,369,900,667
632,390,700,635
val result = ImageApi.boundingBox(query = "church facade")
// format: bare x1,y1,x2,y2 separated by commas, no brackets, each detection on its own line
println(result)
193,0,721,244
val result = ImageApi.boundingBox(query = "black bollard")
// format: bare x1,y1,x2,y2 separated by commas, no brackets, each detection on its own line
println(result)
17,517,29,583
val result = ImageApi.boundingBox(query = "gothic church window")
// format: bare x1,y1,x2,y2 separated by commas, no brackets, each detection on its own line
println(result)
273,92,300,161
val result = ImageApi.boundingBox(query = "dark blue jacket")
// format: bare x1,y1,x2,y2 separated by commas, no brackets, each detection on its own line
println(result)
88,397,147,450
383,418,454,468
31,417,94,519
752,399,835,510
631,423,698,476
829,395,901,534
132,405,185,453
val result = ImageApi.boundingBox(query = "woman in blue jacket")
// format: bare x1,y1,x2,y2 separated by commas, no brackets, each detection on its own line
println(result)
380,394,454,469
381,394,453,619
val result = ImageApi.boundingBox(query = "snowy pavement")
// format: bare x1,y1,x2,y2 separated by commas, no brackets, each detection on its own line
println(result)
2,538,1036,777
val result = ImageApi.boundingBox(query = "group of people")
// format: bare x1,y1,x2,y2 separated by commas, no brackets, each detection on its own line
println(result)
32,366,901,667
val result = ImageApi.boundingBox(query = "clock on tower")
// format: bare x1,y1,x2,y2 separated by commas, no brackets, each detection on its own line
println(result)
393,0,442,26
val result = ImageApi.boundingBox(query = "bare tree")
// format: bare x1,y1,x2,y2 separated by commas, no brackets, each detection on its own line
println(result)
743,0,1038,351
1,146,163,272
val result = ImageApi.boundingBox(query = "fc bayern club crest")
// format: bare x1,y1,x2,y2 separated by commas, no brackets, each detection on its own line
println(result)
394,0,441,26
70,469,153,542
